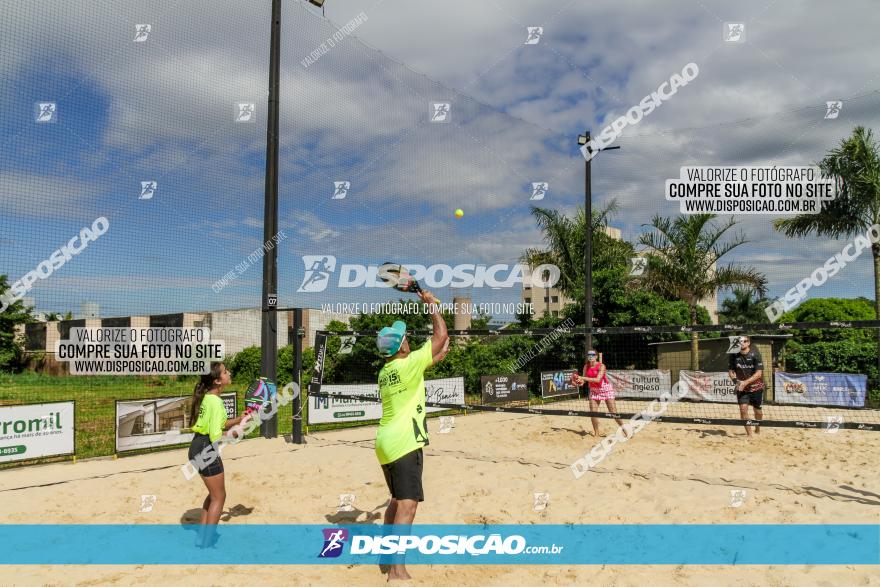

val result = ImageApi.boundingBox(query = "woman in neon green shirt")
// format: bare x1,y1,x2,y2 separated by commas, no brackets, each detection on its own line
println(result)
187,362,251,541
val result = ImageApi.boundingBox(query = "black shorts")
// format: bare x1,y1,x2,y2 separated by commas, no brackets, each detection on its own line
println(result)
737,389,764,409
381,449,424,502
188,433,224,477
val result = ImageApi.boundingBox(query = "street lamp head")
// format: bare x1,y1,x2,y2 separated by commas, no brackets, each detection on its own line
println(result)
308,0,326,7
577,133,589,146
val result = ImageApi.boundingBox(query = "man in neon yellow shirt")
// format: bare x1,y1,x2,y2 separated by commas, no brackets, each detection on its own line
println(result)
375,290,449,581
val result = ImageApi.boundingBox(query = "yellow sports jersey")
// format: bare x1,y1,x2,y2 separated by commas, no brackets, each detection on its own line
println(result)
375,341,433,465
191,394,227,442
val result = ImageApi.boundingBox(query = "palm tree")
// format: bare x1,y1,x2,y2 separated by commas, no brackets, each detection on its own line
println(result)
774,126,880,316
635,214,767,369
522,200,628,301
44,312,61,322
718,288,770,324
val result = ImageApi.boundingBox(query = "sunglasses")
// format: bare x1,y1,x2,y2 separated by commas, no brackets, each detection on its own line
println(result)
587,352,597,357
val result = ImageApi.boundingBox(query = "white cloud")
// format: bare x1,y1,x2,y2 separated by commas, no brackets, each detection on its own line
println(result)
0,171,104,218
3,0,880,314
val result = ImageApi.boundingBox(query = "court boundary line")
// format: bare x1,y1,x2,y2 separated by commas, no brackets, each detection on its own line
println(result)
309,391,880,431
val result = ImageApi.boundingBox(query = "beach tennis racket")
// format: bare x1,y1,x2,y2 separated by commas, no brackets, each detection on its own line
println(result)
243,377,277,415
380,262,441,304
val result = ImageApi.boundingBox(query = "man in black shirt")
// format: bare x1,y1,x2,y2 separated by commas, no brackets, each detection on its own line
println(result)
728,335,764,437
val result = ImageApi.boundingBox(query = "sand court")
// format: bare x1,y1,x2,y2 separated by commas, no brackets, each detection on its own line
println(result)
1,410,878,585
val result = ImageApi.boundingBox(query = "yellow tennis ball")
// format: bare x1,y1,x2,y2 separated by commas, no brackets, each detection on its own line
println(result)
455,208,464,218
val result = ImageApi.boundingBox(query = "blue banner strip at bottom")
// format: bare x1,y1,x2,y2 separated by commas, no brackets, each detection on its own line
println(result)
0,525,876,565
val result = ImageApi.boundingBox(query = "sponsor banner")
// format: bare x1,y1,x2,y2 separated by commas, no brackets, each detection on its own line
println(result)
0,401,75,463
678,370,738,403
606,370,671,399
308,377,464,424
775,372,867,408
310,332,328,397
540,370,579,399
220,392,237,419
481,374,529,404
0,524,875,565
115,393,236,453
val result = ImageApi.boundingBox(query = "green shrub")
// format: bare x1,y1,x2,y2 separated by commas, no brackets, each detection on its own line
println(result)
227,346,261,383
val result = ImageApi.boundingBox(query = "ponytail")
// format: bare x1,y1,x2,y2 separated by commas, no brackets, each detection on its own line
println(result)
190,362,224,424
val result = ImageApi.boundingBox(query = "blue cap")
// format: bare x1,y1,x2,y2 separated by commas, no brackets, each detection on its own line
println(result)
377,320,407,357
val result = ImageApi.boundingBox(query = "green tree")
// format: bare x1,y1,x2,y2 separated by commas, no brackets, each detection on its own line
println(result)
522,201,628,303
304,306,449,385
718,288,770,324
778,297,875,343
635,214,767,369
774,126,880,378
227,346,261,383
0,275,35,372
522,203,714,367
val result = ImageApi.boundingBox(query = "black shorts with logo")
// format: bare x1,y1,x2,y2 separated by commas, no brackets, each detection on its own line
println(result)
736,388,764,409
381,448,424,502
188,433,224,477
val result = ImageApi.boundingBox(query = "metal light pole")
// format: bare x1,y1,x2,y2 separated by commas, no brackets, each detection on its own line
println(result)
260,0,282,438
261,0,326,439
293,309,304,444
578,132,619,355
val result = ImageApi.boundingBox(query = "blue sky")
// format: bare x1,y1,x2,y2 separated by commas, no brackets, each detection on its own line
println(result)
1,0,879,320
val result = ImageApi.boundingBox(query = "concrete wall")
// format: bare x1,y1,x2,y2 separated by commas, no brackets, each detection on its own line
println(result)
202,308,290,356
